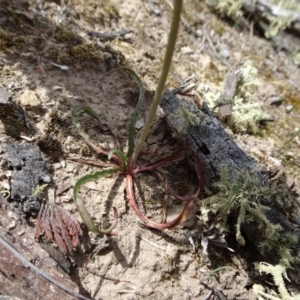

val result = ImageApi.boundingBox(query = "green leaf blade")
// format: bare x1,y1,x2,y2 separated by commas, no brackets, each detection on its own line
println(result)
73,168,119,234
108,149,127,171
107,68,145,161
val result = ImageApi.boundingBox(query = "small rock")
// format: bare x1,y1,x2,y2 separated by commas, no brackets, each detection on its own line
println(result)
52,86,63,91
7,220,16,230
0,86,11,104
219,44,230,59
118,98,126,105
135,118,145,129
285,105,293,113
8,81,15,89
156,106,165,118
7,211,18,220
18,90,41,106
73,95,83,101
268,95,283,106
17,229,25,236
181,46,194,55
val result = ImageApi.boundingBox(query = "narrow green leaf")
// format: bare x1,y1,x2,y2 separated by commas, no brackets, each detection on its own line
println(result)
108,149,127,171
73,168,119,234
203,266,235,281
108,68,145,161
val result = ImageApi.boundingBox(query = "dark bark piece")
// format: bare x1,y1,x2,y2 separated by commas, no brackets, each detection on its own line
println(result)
160,89,300,283
161,90,255,185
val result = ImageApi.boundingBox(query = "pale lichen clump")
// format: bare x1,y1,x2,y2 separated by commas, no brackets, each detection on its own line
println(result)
205,0,243,20
263,0,300,38
205,0,300,38
253,263,300,299
229,61,269,133
200,166,299,264
203,61,269,134
168,99,201,133
200,165,300,298
31,184,48,198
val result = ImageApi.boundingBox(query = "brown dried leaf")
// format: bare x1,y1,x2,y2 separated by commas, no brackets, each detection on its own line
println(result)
43,204,54,242
57,206,83,247
34,203,83,254
51,208,69,254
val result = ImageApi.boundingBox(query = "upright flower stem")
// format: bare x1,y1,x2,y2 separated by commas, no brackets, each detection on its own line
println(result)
129,0,183,170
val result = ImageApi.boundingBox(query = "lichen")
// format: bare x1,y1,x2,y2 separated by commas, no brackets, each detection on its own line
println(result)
253,263,300,299
32,184,48,198
168,99,201,133
201,166,299,266
205,0,300,38
203,61,270,134
263,0,300,38
205,0,243,20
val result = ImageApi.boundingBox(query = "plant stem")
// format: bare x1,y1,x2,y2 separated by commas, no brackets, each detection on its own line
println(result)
130,0,183,168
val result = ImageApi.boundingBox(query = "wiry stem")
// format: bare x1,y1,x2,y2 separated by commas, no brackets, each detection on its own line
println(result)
129,0,183,169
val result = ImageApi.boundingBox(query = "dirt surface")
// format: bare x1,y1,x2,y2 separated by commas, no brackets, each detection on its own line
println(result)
0,0,300,299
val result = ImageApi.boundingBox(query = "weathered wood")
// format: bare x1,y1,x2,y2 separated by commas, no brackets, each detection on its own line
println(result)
161,89,300,283
161,89,256,185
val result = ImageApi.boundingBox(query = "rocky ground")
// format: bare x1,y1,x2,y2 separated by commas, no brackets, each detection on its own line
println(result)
0,0,300,299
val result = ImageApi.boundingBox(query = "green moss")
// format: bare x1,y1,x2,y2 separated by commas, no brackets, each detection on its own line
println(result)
102,1,119,20
55,26,74,42
54,26,81,45
71,44,103,62
47,45,62,61
0,30,25,53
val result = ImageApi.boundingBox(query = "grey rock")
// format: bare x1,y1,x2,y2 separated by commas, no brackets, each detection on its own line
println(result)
0,86,11,104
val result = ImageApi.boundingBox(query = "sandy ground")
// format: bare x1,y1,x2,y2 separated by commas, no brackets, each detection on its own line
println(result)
0,0,300,299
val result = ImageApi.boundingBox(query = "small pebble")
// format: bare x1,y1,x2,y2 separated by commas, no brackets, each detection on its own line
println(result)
8,81,15,89
7,220,16,230
118,98,126,105
268,95,283,106
285,105,293,113
0,86,11,104
219,44,230,59
135,118,145,129
17,229,25,236
73,95,83,101
52,85,63,91
7,211,18,220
